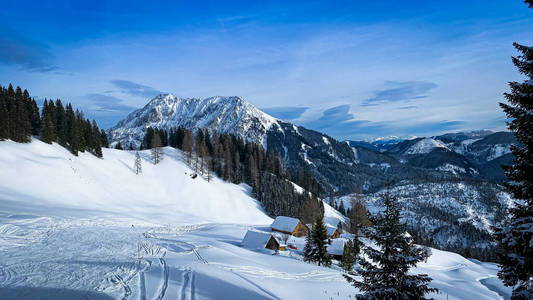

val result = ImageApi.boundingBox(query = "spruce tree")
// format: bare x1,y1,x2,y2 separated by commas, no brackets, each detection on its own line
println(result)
0,94,9,140
100,129,109,148
493,37,533,298
115,142,123,150
339,237,360,272
313,217,331,267
134,151,142,174
346,192,437,299
40,100,56,144
303,231,316,263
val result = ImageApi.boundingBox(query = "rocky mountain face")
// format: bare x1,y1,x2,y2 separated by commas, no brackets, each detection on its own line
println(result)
109,94,280,149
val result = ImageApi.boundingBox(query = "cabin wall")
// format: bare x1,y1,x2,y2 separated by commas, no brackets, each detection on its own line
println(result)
265,237,279,250
292,222,309,237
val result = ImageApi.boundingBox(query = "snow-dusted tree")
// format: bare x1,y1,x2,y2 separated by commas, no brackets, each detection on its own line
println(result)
339,237,360,272
302,231,315,263
346,192,437,299
151,134,163,164
303,217,331,267
493,25,533,298
134,151,142,175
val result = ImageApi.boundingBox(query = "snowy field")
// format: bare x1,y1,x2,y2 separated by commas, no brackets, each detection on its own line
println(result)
0,140,511,299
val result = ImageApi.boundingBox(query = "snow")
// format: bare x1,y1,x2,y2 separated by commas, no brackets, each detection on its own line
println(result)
436,163,467,175
327,238,348,256
242,230,276,250
0,139,272,225
486,144,512,161
109,94,280,149
405,138,449,155
326,225,338,236
323,201,349,229
0,140,513,300
270,216,301,233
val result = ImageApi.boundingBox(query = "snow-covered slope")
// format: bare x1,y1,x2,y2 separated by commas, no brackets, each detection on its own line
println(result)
405,138,450,155
108,94,280,149
0,140,512,299
0,139,272,225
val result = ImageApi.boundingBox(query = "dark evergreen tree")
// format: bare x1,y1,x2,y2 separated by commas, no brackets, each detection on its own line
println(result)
100,129,109,148
305,217,331,267
302,231,316,264
346,192,437,299
0,90,9,140
493,39,533,298
40,100,56,144
115,142,123,150
339,237,360,272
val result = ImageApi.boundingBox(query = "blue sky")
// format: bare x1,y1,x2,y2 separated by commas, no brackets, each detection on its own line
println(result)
1,1,531,140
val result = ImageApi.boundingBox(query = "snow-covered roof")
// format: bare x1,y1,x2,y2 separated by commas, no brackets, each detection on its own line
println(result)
326,225,338,236
327,238,348,256
242,230,276,249
271,216,301,233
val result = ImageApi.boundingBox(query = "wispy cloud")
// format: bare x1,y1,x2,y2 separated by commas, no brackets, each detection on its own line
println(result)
262,106,308,120
78,93,136,128
0,27,58,72
363,81,438,106
110,80,162,99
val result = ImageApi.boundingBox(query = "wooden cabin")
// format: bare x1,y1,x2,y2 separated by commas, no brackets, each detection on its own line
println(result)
270,216,309,237
242,230,280,251
326,225,341,239
327,238,348,260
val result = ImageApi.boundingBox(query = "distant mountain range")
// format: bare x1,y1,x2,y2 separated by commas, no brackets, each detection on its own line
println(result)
347,130,515,181
108,93,515,257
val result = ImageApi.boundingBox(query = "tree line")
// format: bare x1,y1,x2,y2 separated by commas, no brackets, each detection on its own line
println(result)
140,126,323,219
0,83,108,157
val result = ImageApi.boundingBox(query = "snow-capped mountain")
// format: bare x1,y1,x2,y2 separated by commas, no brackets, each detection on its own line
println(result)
109,93,363,192
110,94,516,194
109,94,280,149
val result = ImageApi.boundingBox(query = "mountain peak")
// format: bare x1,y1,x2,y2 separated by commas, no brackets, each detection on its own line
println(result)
109,94,279,149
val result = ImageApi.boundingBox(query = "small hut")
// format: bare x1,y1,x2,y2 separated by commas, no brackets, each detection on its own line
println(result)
327,238,348,260
326,225,341,239
242,230,280,251
270,216,309,237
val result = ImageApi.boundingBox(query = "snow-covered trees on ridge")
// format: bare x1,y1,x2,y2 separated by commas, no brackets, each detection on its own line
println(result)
0,83,107,157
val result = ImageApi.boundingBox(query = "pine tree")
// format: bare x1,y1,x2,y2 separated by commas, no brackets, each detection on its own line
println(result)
100,129,109,148
346,192,437,299
40,100,56,144
151,133,163,164
115,142,123,150
303,231,316,263
310,217,331,267
493,38,533,298
339,237,360,272
0,92,9,140
338,200,346,216
134,151,142,174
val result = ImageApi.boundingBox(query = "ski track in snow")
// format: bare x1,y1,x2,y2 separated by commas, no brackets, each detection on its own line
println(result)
138,271,146,300
154,257,169,300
